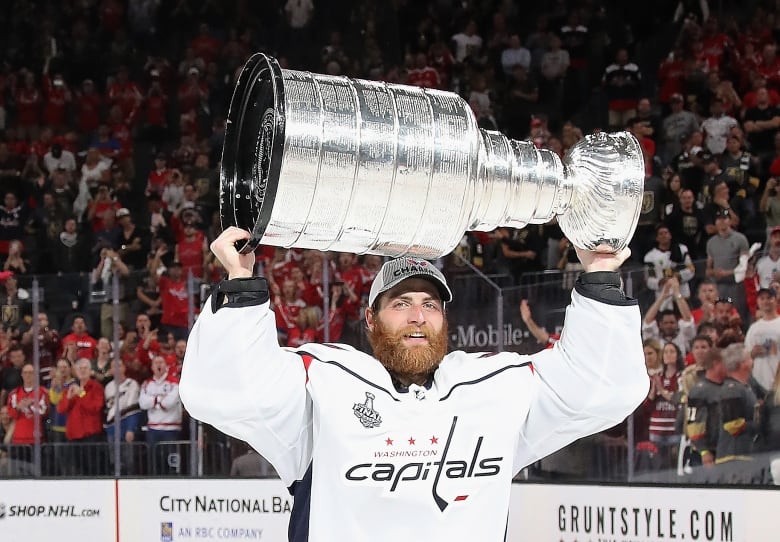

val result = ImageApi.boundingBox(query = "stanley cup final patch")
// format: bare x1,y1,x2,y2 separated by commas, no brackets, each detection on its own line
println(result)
353,392,382,428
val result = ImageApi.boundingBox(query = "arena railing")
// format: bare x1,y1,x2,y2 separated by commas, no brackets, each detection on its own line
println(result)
4,260,776,485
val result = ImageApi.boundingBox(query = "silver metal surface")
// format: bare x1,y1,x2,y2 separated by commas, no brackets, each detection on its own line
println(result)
223,54,645,257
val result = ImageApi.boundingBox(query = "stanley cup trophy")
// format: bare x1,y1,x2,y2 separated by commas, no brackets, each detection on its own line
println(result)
220,53,645,258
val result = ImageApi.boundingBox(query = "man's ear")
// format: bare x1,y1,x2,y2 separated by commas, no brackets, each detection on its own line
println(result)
365,306,375,332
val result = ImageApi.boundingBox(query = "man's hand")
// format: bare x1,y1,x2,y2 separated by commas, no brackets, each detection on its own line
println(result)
666,276,681,297
575,244,630,273
210,227,255,279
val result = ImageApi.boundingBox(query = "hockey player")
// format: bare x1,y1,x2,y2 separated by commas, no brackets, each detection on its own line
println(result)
180,227,648,542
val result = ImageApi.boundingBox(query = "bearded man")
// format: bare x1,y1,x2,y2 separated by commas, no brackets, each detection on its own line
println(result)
180,227,648,542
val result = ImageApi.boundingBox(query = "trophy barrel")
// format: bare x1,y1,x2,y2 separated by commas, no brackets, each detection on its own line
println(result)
221,53,481,258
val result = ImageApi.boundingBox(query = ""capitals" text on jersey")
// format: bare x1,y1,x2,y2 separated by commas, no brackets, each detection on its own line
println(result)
343,416,503,511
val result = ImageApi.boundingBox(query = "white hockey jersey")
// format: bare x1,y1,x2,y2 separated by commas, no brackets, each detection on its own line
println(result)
181,287,647,542
139,373,182,431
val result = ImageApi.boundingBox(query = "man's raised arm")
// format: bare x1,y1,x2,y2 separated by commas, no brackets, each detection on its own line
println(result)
514,246,649,469
179,228,313,484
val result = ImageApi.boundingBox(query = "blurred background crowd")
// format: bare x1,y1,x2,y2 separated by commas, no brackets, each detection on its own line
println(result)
1,0,780,482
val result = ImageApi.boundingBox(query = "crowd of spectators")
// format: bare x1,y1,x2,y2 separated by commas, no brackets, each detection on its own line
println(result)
1,0,780,481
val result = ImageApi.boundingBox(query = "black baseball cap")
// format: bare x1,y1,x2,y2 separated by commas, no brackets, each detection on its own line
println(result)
714,208,731,219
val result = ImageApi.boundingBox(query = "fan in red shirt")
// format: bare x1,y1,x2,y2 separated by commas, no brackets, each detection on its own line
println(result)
178,67,209,113
169,339,188,379
132,313,160,380
689,279,726,324
407,53,441,89
737,16,773,55
189,23,222,64
107,66,142,125
274,278,307,342
7,363,49,444
15,71,41,138
428,41,454,89
144,79,169,130
289,264,320,307
57,358,104,474
4,127,30,158
323,282,351,342
179,107,200,138
700,18,731,68
334,252,363,322
743,74,780,110
156,333,180,372
146,153,173,198
176,221,207,280
42,72,71,130
29,127,60,160
59,315,98,360
87,184,121,232
657,48,686,105
266,247,298,294
735,43,762,92
108,105,134,162
287,306,323,347
756,43,780,91
301,249,337,306
74,79,103,134
153,259,191,341
691,39,720,75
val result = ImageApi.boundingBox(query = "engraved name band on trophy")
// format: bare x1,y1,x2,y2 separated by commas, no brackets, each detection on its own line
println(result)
220,53,645,259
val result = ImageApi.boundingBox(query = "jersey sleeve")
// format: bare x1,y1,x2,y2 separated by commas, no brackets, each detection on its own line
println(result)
513,288,648,471
180,298,312,484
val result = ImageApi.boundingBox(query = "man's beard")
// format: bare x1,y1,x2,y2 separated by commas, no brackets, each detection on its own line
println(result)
367,318,449,385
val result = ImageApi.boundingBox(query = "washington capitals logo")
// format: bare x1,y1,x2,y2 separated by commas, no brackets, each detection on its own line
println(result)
344,416,503,511
353,392,382,428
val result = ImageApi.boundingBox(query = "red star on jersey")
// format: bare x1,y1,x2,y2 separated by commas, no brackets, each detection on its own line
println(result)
430,436,438,444
385,438,393,446
408,437,416,445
